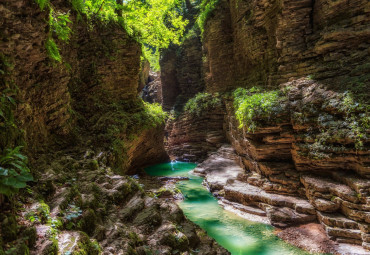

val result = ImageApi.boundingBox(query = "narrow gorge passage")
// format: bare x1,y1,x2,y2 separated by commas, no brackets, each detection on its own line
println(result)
145,162,311,255
1,0,369,254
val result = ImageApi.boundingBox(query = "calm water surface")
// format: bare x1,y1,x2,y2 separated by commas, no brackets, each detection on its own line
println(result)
145,162,311,255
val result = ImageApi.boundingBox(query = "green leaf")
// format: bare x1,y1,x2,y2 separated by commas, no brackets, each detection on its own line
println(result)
16,172,33,182
0,167,8,176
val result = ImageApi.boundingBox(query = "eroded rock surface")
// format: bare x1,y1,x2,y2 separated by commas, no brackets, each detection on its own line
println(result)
14,149,228,255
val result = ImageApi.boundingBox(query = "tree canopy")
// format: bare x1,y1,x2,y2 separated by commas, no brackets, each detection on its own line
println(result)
68,0,189,69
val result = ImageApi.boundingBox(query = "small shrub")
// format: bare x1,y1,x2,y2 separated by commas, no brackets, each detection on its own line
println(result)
184,92,222,117
233,87,283,132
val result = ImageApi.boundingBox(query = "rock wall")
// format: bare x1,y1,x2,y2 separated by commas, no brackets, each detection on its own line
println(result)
1,1,72,153
224,79,370,249
166,107,226,162
161,0,370,249
0,0,168,172
160,33,204,111
203,0,370,95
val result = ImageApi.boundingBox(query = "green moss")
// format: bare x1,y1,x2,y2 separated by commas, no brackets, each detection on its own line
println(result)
79,209,97,235
88,98,167,173
128,231,143,247
74,232,100,255
22,227,37,247
1,215,18,242
45,39,62,62
42,239,58,255
197,0,220,34
86,160,99,170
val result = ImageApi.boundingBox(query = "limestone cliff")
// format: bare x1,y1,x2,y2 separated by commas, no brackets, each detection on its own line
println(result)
164,0,370,251
0,1,229,254
0,0,168,172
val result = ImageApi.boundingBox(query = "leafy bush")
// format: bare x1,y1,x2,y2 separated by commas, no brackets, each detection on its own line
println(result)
69,0,188,70
0,147,33,196
233,87,283,132
184,92,222,117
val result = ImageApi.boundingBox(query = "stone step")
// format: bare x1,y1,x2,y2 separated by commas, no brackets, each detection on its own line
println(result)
336,237,363,245
220,199,266,216
317,212,359,229
224,180,316,215
325,226,362,240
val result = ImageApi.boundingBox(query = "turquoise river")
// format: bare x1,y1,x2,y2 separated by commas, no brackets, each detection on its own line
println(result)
145,162,312,255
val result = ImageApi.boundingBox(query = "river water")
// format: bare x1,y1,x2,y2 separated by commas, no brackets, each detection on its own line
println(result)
145,162,311,255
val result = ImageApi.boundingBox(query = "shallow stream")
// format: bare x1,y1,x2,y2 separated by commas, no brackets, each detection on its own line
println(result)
145,162,311,255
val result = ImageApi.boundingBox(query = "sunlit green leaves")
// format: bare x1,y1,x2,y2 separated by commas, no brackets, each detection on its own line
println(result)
197,0,219,34
68,0,188,69
123,0,188,48
50,11,72,42
233,87,283,132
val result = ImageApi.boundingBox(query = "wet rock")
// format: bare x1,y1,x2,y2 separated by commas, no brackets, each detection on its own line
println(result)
39,239,58,255
133,205,162,232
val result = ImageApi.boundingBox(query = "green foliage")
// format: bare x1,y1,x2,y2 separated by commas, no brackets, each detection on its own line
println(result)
0,58,32,197
197,0,219,34
35,0,49,10
0,89,20,149
68,0,188,69
0,147,33,196
142,47,160,72
89,97,167,172
45,39,62,62
71,0,86,14
233,87,283,132
50,11,72,42
184,92,222,117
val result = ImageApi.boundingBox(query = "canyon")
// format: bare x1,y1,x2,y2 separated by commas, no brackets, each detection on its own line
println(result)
161,0,370,253
0,0,369,254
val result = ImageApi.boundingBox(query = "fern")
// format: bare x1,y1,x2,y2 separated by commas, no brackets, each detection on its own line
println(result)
71,0,86,13
50,11,72,42
45,39,62,62
35,0,49,10
0,146,33,196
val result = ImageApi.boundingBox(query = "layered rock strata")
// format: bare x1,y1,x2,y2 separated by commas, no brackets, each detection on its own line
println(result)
0,0,168,171
222,80,370,249
142,71,162,104
198,144,369,252
166,108,226,162
203,0,370,95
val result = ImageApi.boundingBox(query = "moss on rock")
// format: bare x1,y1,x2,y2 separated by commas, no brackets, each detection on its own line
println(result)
1,215,18,242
